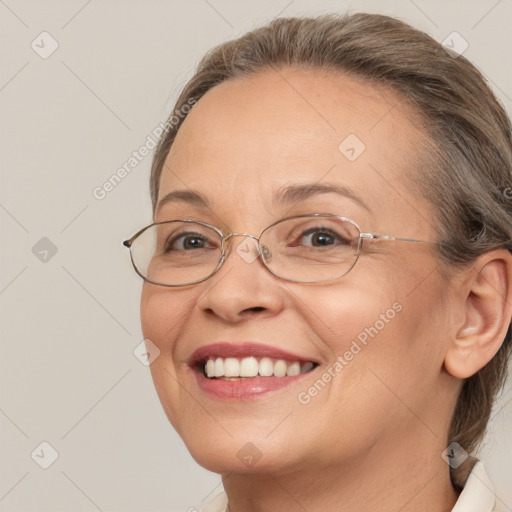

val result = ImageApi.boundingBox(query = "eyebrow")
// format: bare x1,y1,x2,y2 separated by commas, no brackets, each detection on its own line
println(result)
156,182,371,215
274,183,371,212
156,190,211,213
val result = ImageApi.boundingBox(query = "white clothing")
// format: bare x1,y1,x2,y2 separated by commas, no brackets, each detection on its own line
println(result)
201,461,496,511
451,462,496,512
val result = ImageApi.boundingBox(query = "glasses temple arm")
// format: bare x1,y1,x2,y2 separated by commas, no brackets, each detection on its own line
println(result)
360,233,442,245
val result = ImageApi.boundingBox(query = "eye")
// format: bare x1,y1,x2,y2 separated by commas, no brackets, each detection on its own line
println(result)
297,227,348,247
165,232,212,251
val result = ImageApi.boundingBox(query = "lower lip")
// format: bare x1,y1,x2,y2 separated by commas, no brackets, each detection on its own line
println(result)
193,370,310,400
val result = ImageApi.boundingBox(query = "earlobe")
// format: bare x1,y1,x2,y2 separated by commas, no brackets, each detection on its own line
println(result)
444,249,512,380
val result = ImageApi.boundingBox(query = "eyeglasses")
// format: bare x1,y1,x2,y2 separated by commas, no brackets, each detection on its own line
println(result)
123,214,442,287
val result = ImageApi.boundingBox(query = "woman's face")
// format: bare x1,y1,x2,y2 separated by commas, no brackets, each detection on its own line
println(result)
141,68,456,475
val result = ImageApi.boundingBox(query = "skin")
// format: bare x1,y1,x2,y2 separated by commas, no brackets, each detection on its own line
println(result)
140,68,512,511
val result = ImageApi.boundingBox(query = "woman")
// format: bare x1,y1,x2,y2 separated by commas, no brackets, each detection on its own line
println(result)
124,13,512,511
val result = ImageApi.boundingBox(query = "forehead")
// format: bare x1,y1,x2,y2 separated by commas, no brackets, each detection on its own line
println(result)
158,68,431,234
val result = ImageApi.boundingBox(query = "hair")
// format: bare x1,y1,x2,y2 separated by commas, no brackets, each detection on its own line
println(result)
150,12,512,480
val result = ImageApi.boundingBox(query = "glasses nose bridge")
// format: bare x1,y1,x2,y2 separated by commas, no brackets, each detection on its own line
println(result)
222,231,263,256
215,232,264,273
222,231,261,253
224,232,260,243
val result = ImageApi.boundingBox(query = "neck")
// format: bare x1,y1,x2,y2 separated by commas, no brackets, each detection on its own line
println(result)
222,428,459,512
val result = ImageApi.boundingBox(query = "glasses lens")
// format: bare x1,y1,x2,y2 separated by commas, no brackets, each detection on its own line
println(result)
130,221,222,286
260,216,361,282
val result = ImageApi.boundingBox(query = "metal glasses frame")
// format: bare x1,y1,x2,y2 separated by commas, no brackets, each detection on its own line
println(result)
123,213,443,287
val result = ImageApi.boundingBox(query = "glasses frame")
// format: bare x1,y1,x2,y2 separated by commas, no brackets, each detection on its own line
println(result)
123,213,443,287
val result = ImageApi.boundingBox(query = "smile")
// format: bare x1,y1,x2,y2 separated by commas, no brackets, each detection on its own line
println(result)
204,356,316,378
189,342,319,399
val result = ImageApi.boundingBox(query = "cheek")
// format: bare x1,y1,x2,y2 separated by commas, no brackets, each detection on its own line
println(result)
140,284,194,353
140,285,193,401
289,275,398,353
140,284,201,433
292,268,447,411
270,281,431,461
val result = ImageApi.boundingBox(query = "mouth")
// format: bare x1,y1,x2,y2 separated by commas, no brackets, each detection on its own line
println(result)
188,343,319,400
202,356,317,379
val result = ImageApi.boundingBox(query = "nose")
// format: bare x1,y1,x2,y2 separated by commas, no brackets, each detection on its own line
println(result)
197,235,285,323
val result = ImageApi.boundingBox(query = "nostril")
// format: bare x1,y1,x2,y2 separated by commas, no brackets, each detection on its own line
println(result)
244,306,266,313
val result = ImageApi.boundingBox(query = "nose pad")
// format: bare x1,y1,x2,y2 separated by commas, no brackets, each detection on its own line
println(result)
260,245,272,262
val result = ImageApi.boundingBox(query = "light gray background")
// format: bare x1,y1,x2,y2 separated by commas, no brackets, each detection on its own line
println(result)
1,1,511,511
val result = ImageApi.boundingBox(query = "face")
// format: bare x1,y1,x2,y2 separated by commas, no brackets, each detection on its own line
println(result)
141,68,456,475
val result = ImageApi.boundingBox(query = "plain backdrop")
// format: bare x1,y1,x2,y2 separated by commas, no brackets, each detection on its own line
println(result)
1,1,511,511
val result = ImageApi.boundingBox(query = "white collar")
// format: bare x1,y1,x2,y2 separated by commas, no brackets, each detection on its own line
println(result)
451,461,496,512
202,462,496,512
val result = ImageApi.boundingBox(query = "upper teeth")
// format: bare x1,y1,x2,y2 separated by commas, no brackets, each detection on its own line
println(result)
204,357,315,379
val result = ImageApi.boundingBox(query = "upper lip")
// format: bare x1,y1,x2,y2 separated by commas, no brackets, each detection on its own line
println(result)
188,342,319,367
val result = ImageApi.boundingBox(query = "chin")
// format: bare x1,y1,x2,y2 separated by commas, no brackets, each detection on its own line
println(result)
184,436,303,475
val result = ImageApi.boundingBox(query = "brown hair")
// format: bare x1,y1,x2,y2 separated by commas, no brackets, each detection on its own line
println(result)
150,13,512,465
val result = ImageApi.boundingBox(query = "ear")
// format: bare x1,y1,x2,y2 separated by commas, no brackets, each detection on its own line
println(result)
444,249,512,379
